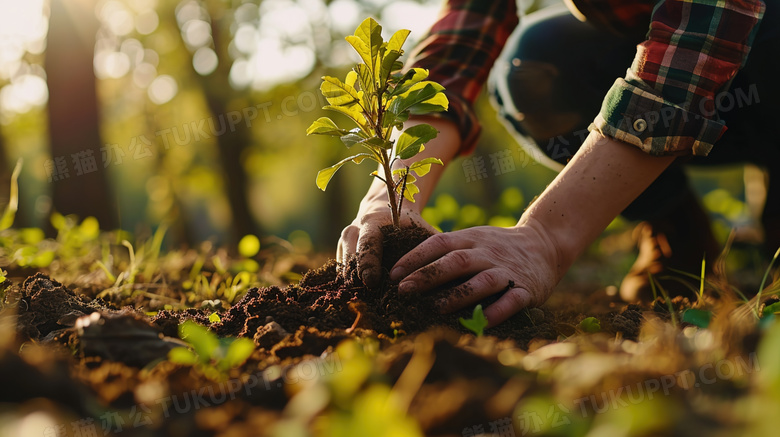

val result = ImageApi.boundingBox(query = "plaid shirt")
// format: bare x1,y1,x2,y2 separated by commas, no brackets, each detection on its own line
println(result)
407,0,766,156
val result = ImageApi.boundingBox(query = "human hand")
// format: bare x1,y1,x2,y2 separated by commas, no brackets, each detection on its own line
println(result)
388,221,563,327
337,203,437,288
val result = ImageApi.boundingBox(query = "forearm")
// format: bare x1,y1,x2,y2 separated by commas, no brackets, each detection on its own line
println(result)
519,131,675,274
359,117,461,215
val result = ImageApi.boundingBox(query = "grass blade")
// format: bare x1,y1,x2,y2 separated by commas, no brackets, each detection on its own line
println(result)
0,158,23,231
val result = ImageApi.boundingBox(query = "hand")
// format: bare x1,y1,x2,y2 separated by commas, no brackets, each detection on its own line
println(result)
337,204,437,288
388,220,563,327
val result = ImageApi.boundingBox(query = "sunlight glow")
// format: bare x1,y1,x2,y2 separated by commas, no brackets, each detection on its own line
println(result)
147,74,178,104
381,1,440,40
0,0,48,117
0,74,48,114
193,46,218,76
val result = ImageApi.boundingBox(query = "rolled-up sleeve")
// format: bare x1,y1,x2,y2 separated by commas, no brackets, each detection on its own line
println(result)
590,0,766,156
406,0,519,155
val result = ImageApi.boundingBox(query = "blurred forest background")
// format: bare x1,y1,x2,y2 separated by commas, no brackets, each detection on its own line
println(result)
0,0,764,267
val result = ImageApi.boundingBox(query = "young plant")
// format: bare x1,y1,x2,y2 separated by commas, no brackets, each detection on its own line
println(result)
578,316,601,333
168,320,255,379
459,304,489,336
307,17,448,228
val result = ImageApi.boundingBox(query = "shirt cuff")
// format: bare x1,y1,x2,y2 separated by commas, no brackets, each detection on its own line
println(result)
589,75,727,156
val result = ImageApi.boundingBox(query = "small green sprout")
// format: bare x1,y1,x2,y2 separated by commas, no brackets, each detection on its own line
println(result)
0,158,22,231
763,301,780,317
681,308,712,328
459,304,488,336
168,320,254,378
307,17,448,228
578,316,601,333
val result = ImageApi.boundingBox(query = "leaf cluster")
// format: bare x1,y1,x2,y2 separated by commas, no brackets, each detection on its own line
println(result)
459,304,488,336
168,320,255,378
307,18,448,221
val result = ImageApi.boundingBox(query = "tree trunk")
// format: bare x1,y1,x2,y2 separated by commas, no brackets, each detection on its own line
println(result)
45,0,116,229
199,2,260,243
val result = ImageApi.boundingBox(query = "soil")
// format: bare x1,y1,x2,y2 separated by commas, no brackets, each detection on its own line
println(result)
0,224,697,436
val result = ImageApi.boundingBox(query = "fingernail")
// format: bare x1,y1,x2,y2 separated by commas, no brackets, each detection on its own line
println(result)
361,269,376,287
398,281,416,294
390,267,406,281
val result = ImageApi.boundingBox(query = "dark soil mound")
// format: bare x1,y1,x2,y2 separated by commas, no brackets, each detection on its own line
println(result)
9,272,106,341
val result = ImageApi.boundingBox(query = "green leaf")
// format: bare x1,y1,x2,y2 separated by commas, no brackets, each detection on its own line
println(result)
321,75,361,107
316,153,374,191
238,234,260,257
459,304,488,336
354,64,375,99
578,317,601,333
401,180,419,202
340,132,365,148
307,117,349,137
682,308,712,328
396,124,439,159
389,68,428,96
345,35,372,68
380,50,403,87
323,105,369,132
363,137,393,150
354,17,383,64
0,268,7,284
168,347,200,365
408,92,450,114
409,157,443,177
388,83,444,115
219,338,255,371
31,251,54,268
378,29,410,87
382,109,409,131
179,320,219,362
209,312,222,324
0,158,22,231
763,302,780,317
387,28,410,53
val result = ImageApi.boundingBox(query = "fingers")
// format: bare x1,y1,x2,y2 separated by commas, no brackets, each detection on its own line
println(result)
356,223,384,288
397,250,491,295
390,233,469,281
434,269,511,313
483,288,535,328
337,225,359,264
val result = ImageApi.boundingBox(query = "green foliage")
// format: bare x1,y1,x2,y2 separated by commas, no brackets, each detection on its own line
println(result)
579,316,601,333
459,304,488,336
0,158,22,231
763,302,780,317
168,320,255,378
756,247,780,317
681,308,712,328
307,17,448,227
238,234,260,258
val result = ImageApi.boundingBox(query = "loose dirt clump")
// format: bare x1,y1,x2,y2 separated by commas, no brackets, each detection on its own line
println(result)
9,272,106,341
212,225,455,340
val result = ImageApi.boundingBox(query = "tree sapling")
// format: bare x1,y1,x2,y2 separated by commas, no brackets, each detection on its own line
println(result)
307,17,449,228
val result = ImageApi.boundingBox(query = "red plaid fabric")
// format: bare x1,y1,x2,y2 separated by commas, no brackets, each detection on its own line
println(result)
408,0,766,156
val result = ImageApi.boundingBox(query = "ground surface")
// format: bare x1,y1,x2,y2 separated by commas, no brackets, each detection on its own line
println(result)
0,223,779,437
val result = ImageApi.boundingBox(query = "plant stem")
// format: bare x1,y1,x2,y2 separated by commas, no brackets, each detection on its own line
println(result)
381,153,400,228
374,94,400,228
